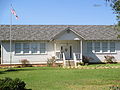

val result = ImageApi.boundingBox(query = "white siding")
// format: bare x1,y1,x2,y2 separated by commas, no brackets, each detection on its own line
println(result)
84,41,120,62
2,40,120,64
55,30,82,40
1,41,55,64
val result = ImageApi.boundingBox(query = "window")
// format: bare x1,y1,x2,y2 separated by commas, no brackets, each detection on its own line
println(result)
40,43,46,54
23,43,30,53
87,42,92,53
102,42,108,52
94,42,100,52
110,42,115,52
15,43,21,53
15,42,47,54
87,41,116,53
31,43,38,53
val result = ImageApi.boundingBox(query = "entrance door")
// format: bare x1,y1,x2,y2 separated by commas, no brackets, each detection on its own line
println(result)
60,44,72,60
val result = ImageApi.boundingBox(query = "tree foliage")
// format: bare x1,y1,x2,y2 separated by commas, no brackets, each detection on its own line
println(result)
106,0,120,25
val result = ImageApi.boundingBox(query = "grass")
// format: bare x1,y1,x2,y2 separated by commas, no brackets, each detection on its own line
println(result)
0,66,120,90
88,63,120,67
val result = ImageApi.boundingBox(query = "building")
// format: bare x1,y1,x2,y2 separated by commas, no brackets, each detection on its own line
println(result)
0,25,119,65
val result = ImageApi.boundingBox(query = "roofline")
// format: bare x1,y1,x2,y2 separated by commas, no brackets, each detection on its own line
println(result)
69,28,85,39
0,25,114,27
50,27,85,41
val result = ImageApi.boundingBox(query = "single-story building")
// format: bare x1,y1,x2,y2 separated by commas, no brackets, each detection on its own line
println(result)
0,25,120,65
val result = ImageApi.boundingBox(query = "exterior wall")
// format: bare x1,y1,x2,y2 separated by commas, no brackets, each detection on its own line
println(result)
54,30,82,60
2,40,120,64
1,41,55,64
83,41,120,62
1,40,81,64
1,30,84,64
55,40,80,53
55,30,82,40
2,28,120,64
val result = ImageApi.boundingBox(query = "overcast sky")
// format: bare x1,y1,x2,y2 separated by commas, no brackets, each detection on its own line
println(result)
0,0,117,25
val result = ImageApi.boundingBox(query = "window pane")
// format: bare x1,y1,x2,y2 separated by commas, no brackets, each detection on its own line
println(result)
102,42,108,52
31,43,38,53
40,43,45,49
110,42,115,52
40,49,45,53
40,43,46,53
87,42,92,53
95,42,100,52
23,43,29,53
15,49,21,53
110,48,115,52
15,43,21,53
15,43,21,48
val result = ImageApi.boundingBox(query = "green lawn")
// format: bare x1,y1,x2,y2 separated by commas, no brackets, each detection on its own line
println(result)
0,66,120,90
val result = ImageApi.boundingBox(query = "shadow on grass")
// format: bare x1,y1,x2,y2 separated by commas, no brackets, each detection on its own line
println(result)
5,68,36,72
0,71,4,74
0,68,36,74
0,67,64,74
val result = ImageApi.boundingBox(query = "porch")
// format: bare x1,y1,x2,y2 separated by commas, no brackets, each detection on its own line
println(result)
54,40,83,67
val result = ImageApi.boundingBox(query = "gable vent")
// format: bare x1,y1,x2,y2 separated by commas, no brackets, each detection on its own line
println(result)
66,27,71,33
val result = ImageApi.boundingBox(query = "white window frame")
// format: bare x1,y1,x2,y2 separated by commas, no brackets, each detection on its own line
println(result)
14,42,47,55
102,41,108,53
23,42,30,54
87,42,92,53
87,41,116,54
94,41,101,53
39,42,47,54
31,42,39,54
15,43,22,54
109,41,116,53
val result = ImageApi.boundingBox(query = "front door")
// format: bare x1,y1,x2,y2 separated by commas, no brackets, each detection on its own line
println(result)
60,44,72,60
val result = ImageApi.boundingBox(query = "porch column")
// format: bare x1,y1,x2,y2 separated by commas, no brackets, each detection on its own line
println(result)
80,40,83,62
54,41,56,56
1,42,3,64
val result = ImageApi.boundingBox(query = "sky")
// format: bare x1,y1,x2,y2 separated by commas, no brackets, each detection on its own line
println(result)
0,0,117,25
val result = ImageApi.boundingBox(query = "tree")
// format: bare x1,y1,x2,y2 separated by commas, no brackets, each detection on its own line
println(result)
106,0,120,26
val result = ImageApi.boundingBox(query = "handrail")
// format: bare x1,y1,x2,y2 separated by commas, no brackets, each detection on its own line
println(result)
56,52,61,59
75,53,81,60
62,53,66,67
73,53,77,67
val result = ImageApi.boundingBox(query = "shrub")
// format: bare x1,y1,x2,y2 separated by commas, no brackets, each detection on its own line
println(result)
21,59,30,67
104,55,117,64
109,85,120,90
47,56,56,67
82,55,93,65
0,77,27,90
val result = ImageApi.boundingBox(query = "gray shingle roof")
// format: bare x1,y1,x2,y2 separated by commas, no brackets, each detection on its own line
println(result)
0,25,119,41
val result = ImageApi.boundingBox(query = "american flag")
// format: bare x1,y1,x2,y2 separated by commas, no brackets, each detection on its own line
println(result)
11,7,19,20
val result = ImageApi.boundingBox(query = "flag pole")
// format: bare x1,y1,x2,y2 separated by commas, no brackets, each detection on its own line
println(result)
10,4,12,65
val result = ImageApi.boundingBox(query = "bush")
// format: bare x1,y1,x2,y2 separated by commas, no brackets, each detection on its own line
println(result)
0,77,27,90
109,85,120,90
104,55,117,64
21,59,30,67
82,55,93,65
47,56,56,67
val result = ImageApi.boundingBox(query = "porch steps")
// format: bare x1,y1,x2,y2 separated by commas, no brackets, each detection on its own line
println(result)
65,60,75,66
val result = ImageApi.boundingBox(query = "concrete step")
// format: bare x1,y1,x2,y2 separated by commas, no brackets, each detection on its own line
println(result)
65,60,75,66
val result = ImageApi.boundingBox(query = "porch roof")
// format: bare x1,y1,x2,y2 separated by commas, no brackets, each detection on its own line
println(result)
0,25,119,41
